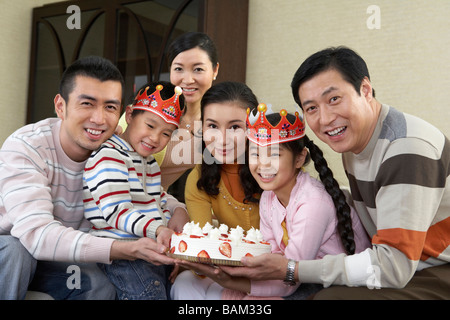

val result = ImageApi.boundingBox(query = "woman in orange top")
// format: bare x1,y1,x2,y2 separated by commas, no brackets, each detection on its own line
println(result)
171,81,262,299
184,81,261,231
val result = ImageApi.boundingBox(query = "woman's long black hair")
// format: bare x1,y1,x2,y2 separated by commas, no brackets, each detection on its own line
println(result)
196,81,262,203
261,112,356,255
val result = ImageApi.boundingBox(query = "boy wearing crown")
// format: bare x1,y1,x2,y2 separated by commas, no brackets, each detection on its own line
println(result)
83,82,189,300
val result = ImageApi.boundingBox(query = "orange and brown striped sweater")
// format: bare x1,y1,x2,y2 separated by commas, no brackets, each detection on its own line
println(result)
298,104,450,288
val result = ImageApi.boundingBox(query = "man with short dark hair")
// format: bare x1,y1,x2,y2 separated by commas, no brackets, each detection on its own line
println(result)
0,56,174,299
290,47,450,298
221,47,450,299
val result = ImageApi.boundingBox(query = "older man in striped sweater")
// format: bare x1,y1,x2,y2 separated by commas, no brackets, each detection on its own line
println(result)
223,47,450,300
290,47,450,298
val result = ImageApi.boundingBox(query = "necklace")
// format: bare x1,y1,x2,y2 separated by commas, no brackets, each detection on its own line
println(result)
179,119,194,136
180,110,199,136
184,123,194,136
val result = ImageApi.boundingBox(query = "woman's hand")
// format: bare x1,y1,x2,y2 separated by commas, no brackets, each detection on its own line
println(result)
169,263,180,283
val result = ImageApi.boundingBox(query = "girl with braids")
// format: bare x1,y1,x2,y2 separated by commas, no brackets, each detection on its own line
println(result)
173,104,370,300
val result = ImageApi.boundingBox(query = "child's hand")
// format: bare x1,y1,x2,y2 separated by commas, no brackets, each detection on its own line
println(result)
156,225,174,248
169,264,180,283
167,207,190,232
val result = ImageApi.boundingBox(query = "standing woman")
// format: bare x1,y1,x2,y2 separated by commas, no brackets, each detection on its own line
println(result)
159,32,220,193
118,32,219,194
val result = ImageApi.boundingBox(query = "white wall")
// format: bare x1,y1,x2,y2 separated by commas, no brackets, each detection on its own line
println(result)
2,0,450,187
0,0,66,143
246,0,450,186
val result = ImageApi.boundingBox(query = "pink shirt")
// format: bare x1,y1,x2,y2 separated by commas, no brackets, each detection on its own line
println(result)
250,171,371,297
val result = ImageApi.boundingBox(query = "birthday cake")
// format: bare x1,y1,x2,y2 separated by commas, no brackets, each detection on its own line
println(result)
168,222,271,266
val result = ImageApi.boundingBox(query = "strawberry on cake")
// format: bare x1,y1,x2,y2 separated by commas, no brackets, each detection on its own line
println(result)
168,222,271,265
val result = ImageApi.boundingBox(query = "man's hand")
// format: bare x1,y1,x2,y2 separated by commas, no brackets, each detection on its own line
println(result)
110,237,174,265
220,253,288,281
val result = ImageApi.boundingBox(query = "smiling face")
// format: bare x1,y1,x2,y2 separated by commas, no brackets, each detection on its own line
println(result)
55,75,122,162
170,47,219,107
298,69,379,154
122,106,176,158
202,102,247,164
249,142,307,207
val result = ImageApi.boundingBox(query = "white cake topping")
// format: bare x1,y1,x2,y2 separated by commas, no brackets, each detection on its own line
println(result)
229,226,244,243
218,224,228,234
169,222,272,264
182,221,203,237
180,222,265,243
202,222,213,234
245,227,264,243
182,222,192,234
208,228,221,240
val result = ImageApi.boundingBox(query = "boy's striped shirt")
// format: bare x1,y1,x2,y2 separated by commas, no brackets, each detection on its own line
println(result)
83,134,171,240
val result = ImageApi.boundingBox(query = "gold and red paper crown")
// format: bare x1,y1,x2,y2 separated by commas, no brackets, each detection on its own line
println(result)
246,103,305,147
132,84,183,127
